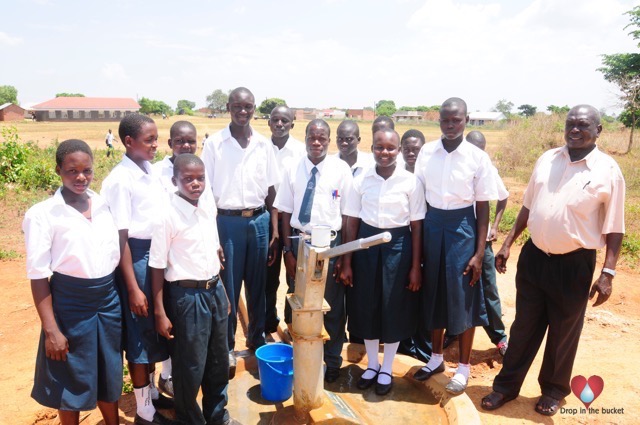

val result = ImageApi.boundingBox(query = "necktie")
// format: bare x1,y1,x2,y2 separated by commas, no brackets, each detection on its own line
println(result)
298,166,318,225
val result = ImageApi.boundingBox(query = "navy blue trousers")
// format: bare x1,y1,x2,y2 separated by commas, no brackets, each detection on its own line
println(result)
165,280,230,425
217,211,269,350
482,242,507,344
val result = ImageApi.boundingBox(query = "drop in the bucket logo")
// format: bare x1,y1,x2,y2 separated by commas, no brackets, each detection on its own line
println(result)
570,375,604,408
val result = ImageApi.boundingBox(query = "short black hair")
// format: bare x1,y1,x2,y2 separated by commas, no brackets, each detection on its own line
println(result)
337,120,360,137
401,129,425,145
373,129,400,145
372,116,395,131
441,97,468,115
229,87,255,103
56,139,93,166
306,119,331,137
118,113,155,142
173,153,204,178
170,120,197,138
466,130,487,150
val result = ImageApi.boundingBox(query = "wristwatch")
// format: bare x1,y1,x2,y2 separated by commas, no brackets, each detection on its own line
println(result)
283,246,293,255
602,267,616,277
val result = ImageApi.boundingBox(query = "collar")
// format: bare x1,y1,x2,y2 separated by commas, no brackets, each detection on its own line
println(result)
52,187,105,211
557,145,601,170
304,156,326,175
171,192,198,219
121,154,152,177
363,163,403,180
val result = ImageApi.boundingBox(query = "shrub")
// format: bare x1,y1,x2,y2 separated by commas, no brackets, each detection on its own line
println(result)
0,127,58,191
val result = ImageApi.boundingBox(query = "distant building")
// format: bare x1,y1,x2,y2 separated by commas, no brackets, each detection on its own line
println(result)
0,103,26,122
346,109,375,121
468,112,506,126
392,110,423,122
319,109,346,119
31,97,140,122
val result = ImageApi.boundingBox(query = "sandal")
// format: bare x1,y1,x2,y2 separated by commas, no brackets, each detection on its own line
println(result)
535,395,561,416
481,391,517,411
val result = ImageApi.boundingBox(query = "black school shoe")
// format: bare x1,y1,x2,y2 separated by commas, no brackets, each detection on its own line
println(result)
152,393,175,409
324,367,341,383
375,372,394,396
134,412,179,425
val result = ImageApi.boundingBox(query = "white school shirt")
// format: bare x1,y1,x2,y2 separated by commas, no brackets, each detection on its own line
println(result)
23,188,120,279
345,165,426,229
149,193,221,281
333,150,375,177
273,136,306,180
100,154,166,239
201,126,280,209
274,155,353,232
414,138,498,210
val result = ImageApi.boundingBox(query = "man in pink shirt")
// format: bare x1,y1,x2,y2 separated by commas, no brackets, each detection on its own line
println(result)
481,105,625,416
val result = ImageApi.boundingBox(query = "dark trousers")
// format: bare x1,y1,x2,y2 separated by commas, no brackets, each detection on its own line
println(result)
493,239,596,400
165,281,230,425
398,328,432,363
265,215,283,333
285,233,345,369
217,211,269,351
482,242,507,345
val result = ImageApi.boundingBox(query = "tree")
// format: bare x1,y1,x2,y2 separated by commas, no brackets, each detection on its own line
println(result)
375,100,397,117
518,104,537,117
176,99,196,115
258,98,287,115
206,89,229,113
0,85,18,105
492,99,514,116
55,93,85,97
138,97,172,115
547,105,570,114
597,6,640,153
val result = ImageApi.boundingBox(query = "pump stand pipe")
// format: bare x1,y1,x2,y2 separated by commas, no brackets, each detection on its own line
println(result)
287,231,391,419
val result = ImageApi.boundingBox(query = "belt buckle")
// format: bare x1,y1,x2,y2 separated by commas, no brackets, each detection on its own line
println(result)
205,279,212,290
241,209,253,218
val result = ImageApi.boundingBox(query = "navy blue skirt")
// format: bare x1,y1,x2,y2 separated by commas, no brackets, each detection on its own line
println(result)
117,238,169,363
420,205,488,335
347,222,417,343
32,272,122,410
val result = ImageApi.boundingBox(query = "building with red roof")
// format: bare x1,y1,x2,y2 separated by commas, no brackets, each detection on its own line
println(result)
31,97,140,121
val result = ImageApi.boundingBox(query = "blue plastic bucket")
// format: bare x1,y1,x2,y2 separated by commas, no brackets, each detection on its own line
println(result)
255,343,294,402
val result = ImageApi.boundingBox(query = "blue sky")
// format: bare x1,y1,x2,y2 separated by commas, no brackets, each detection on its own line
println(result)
1,0,638,113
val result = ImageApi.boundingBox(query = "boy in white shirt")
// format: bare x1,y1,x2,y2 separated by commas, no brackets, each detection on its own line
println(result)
335,120,374,177
150,154,237,425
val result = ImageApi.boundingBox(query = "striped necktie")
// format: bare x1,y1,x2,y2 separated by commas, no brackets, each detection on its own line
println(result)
298,166,318,225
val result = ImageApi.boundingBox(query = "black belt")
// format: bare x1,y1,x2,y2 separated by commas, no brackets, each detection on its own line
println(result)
169,275,219,289
218,205,265,218
292,228,341,235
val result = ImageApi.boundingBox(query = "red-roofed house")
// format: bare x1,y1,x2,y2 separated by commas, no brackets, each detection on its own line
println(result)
31,97,140,121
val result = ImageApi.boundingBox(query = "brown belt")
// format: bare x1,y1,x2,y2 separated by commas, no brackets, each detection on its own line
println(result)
169,275,219,289
218,205,266,218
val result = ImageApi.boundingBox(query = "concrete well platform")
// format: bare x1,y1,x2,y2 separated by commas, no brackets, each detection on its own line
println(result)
226,343,480,425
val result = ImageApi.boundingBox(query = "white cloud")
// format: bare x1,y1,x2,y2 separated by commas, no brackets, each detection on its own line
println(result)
190,27,216,37
0,32,23,46
101,63,129,81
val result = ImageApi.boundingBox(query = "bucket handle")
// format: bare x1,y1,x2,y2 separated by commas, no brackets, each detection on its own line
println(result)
265,362,294,377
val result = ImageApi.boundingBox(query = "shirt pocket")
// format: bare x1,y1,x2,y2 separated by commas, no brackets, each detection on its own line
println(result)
567,184,601,219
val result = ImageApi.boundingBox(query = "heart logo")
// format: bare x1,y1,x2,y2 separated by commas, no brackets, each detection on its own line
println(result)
571,375,604,408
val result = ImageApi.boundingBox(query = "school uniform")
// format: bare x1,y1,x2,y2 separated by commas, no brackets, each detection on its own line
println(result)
274,154,353,369
23,189,122,410
266,136,306,332
482,165,509,345
149,193,229,425
201,126,280,350
344,166,426,343
101,154,169,363
334,150,374,177
414,138,497,335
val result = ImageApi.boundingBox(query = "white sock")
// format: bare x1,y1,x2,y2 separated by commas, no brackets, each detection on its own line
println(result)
422,352,443,372
451,363,470,385
378,342,399,385
134,385,156,421
362,339,380,379
160,358,172,379
148,372,159,400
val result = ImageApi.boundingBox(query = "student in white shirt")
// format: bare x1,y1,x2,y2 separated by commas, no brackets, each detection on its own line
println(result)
265,105,306,334
150,154,238,425
153,120,199,194
201,87,280,374
101,114,175,425
335,120,374,177
340,129,426,396
412,98,498,396
24,140,122,425
274,119,353,383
